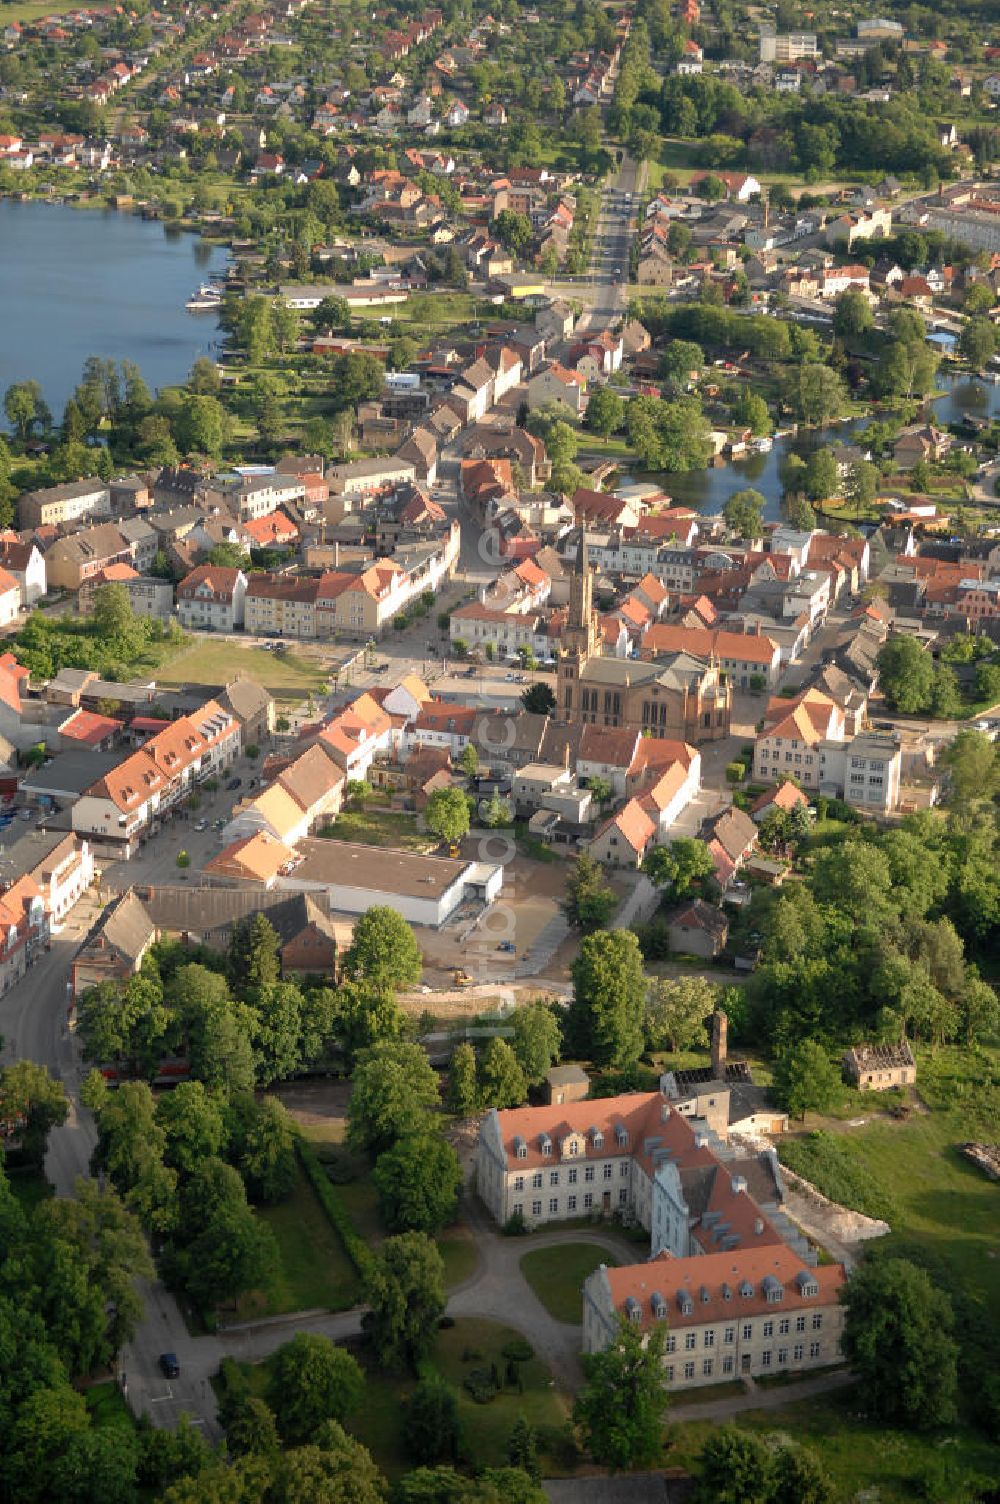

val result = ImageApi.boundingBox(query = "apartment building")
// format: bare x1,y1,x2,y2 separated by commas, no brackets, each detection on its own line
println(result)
753,691,902,811
0,539,46,605
43,524,134,591
18,478,111,529
0,830,94,930
244,574,322,638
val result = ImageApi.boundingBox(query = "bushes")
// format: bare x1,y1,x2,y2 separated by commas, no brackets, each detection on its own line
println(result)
778,1130,898,1222
725,761,746,784
297,1136,373,1278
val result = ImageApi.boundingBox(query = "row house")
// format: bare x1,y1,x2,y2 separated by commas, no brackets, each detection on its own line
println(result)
3,832,94,931
222,742,345,847
0,876,48,996
449,602,558,659
176,563,249,631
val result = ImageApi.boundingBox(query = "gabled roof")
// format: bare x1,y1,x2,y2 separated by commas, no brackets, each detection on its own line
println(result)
204,830,296,882
596,797,656,854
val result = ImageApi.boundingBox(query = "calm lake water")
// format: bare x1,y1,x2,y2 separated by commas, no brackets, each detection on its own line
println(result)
0,199,225,419
667,374,998,521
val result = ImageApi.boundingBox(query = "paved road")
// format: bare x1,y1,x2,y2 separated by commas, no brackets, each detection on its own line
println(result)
577,153,639,335
669,1366,855,1423
0,897,225,1440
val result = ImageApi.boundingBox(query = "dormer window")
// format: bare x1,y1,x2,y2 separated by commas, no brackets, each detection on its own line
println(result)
540,1133,552,1158
763,1276,784,1304
615,1124,629,1148
514,1135,527,1160
590,1127,603,1148
651,1294,667,1320
625,1296,642,1323
739,1279,754,1298
568,1138,579,1156
678,1291,694,1317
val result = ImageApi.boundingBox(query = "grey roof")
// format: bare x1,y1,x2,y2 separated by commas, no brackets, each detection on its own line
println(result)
80,890,157,967
0,829,77,882
546,1064,589,1086
21,750,123,799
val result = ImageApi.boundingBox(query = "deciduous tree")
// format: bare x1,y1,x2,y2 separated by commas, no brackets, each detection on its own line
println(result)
267,1333,365,1444
373,1132,462,1234
343,907,423,990
574,1315,667,1470
841,1257,958,1426
347,1041,440,1153
569,930,646,1070
363,1232,446,1370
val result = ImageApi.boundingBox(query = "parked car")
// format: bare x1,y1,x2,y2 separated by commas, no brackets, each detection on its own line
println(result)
159,1353,180,1379
226,777,242,790
193,820,208,832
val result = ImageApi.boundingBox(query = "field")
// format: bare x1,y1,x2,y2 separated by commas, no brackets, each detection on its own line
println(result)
1,0,89,18
777,1046,1000,1417
155,639,333,704
236,1160,362,1318
519,1244,618,1324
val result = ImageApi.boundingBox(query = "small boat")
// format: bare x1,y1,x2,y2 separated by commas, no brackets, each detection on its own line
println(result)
752,435,773,453
186,283,223,311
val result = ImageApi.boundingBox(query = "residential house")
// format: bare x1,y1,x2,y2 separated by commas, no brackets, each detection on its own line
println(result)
0,539,46,606
43,524,133,592
0,567,21,628
526,363,586,414
704,805,759,886
177,564,249,631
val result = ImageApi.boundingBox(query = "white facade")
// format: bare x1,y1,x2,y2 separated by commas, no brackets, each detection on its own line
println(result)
178,572,248,631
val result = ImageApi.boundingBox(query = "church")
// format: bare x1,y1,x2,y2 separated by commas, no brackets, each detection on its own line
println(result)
556,534,732,742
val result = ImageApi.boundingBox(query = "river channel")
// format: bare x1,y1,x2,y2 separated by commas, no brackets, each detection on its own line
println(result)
0,199,225,419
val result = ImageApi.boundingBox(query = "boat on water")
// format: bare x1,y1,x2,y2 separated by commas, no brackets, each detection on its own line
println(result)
752,435,773,453
186,283,224,311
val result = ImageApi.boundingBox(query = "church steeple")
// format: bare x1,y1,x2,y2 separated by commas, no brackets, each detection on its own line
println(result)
563,519,597,661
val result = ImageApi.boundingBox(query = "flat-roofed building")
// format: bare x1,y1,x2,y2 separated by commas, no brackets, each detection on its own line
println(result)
275,837,503,927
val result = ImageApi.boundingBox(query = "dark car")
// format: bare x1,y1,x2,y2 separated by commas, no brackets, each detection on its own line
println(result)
159,1353,180,1379
226,777,242,791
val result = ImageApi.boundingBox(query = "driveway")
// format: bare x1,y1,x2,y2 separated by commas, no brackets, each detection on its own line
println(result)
445,1198,636,1392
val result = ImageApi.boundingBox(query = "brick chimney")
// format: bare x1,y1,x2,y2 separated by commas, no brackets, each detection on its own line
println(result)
711,1009,728,1078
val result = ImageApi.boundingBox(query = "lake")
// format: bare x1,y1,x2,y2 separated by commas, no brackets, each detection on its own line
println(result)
0,199,226,420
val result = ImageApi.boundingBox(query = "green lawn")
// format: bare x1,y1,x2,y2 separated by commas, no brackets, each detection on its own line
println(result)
318,808,435,851
155,640,332,704
393,291,475,333
1,0,85,17
666,1389,1000,1503
777,1046,1000,1406
236,1161,363,1318
84,1381,135,1431
519,1244,619,1325
438,1223,479,1290
351,1318,569,1480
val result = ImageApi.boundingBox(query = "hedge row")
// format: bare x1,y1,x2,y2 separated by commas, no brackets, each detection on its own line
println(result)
297,1136,374,1279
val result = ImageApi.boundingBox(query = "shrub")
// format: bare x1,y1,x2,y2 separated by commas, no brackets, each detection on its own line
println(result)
502,1210,527,1236
245,744,259,759
464,1367,499,1404
725,761,746,784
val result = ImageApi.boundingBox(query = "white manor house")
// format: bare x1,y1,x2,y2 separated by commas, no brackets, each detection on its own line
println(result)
475,1089,846,1391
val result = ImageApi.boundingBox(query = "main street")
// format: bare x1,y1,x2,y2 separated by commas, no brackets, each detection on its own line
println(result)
546,150,640,331
0,893,225,1439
